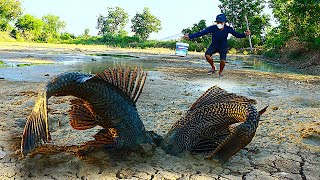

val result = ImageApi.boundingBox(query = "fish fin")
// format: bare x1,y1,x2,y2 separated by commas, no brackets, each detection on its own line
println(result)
183,102,249,128
21,91,50,156
259,106,268,116
95,66,147,103
189,86,256,112
68,98,98,130
208,123,255,162
191,126,231,153
93,128,119,148
191,139,219,153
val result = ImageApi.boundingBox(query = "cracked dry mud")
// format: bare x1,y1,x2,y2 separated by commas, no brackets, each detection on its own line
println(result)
0,49,319,180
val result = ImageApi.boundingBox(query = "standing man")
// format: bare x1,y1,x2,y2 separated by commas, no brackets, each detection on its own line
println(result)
184,14,251,77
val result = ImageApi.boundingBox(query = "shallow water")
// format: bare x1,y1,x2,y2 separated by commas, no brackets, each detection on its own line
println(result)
0,51,307,82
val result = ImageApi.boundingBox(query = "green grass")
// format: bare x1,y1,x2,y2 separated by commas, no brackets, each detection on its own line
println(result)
16,63,54,67
0,60,9,68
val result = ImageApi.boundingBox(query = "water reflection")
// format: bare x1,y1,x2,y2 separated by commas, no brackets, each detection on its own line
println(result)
0,52,308,82
228,56,301,74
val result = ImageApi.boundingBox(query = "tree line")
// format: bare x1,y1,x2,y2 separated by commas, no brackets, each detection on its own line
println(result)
0,0,319,56
0,1,161,42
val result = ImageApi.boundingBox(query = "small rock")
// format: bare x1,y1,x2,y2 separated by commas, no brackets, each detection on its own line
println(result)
44,74,50,76
190,174,219,180
15,118,26,128
138,143,155,157
244,169,273,180
272,172,301,179
0,150,6,159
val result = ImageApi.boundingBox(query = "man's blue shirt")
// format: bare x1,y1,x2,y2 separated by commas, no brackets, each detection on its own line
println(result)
189,25,246,50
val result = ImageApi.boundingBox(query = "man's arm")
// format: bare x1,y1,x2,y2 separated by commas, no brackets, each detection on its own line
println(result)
229,27,250,38
186,26,214,39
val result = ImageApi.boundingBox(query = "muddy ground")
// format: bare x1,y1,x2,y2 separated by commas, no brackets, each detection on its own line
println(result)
0,46,319,179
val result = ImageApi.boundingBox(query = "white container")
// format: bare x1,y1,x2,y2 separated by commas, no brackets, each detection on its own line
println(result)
175,42,189,57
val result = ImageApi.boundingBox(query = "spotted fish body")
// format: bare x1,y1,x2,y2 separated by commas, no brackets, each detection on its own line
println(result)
161,86,267,161
21,67,155,156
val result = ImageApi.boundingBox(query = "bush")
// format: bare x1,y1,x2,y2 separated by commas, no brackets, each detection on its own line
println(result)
60,32,75,40
229,48,237,54
310,37,320,50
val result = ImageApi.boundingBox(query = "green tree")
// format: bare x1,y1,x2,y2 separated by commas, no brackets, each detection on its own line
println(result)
15,14,43,40
97,7,129,35
83,28,90,38
219,0,270,45
41,14,66,42
131,7,161,40
0,0,22,31
60,32,75,40
269,0,320,42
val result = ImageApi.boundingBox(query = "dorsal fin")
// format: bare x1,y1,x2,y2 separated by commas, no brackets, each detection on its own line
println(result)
259,106,268,116
95,66,147,104
189,86,256,112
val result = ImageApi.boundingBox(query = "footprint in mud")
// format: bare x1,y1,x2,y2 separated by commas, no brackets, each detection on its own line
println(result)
291,97,320,108
302,135,320,146
299,123,320,146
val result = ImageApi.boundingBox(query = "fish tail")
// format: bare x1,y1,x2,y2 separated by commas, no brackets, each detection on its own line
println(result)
21,91,50,156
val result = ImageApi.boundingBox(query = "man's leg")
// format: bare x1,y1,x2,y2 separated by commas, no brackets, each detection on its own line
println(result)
205,54,216,71
205,45,217,74
219,59,226,76
218,49,228,77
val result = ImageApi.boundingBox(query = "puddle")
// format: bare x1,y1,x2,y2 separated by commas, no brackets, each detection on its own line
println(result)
227,56,303,74
0,51,311,82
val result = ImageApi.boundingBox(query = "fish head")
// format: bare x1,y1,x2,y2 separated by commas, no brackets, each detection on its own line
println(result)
146,130,163,146
160,129,184,156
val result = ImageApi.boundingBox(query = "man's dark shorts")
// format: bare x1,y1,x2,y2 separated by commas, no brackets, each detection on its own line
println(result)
205,44,227,60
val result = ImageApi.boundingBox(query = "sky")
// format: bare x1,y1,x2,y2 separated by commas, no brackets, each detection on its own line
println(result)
22,0,272,40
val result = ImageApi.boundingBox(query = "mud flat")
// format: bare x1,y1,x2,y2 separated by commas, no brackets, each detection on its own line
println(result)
0,45,319,179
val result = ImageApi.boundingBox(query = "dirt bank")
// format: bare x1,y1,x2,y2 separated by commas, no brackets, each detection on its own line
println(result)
268,40,320,75
0,47,319,179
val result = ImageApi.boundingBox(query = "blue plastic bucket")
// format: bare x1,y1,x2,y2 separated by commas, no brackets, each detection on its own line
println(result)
175,42,189,56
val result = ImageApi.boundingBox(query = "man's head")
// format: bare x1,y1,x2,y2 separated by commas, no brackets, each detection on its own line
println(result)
215,14,227,29
216,14,227,22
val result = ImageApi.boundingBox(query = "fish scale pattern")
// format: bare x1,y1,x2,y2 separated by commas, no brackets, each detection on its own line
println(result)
161,86,267,161
21,66,152,156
